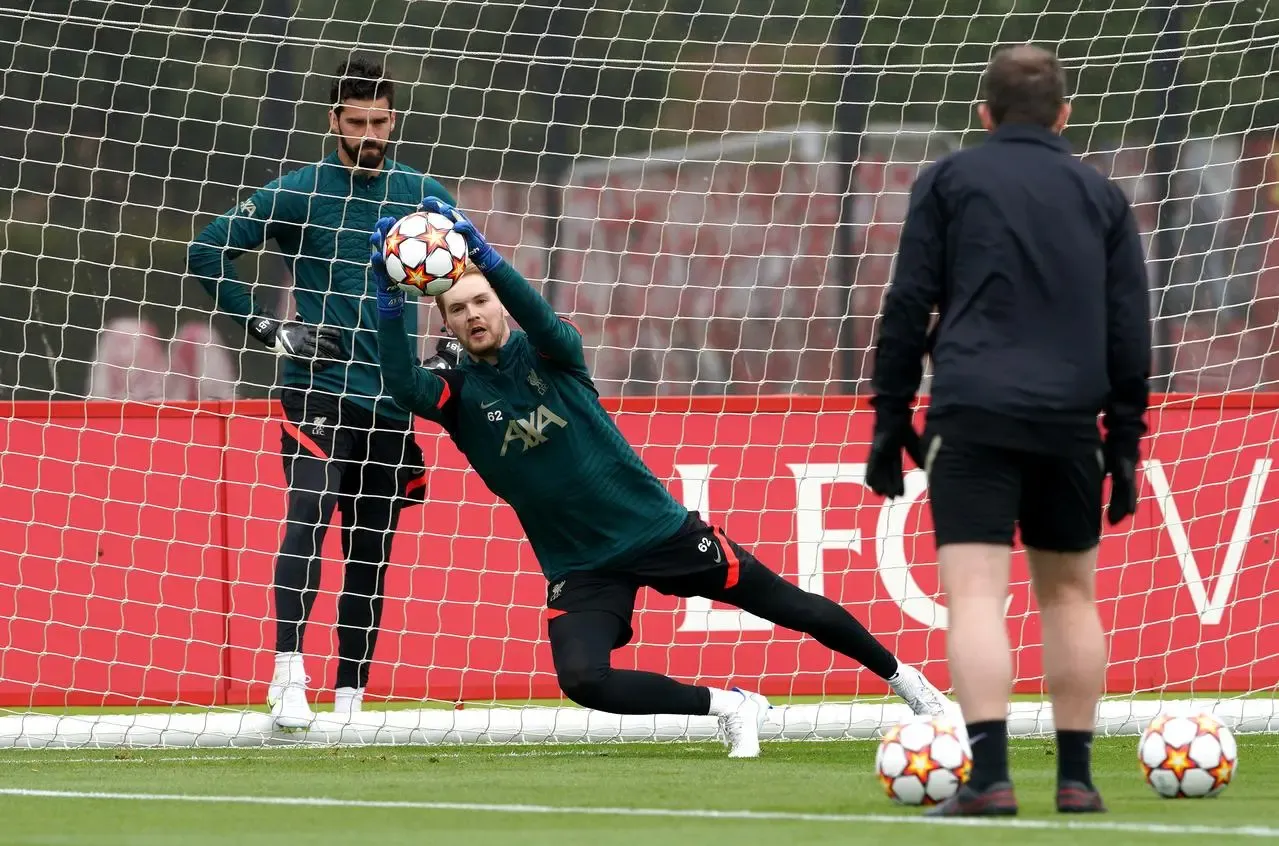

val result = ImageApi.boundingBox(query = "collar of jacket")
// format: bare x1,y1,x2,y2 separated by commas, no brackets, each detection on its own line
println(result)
320,150,390,189
988,122,1072,153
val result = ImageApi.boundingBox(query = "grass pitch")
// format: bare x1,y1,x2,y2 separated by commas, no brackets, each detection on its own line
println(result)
0,735,1275,845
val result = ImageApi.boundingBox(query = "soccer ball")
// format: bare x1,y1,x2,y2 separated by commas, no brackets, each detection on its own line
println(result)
381,210,469,296
1138,711,1237,798
875,715,972,805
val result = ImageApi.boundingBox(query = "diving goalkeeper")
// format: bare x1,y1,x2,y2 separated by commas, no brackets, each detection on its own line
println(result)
372,197,947,758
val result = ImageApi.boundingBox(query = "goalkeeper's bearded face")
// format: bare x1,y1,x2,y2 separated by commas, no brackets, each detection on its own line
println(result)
437,272,509,360
329,96,395,171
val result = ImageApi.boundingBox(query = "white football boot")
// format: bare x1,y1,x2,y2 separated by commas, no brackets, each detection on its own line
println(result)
267,652,314,730
712,687,771,759
888,663,949,717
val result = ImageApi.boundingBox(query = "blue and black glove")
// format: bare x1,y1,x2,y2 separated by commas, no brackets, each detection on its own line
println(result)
369,215,405,320
420,196,503,273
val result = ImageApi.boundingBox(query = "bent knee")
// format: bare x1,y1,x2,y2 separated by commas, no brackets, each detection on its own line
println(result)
556,661,613,708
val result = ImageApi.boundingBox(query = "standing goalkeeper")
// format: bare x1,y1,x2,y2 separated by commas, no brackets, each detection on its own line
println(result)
371,197,948,759
866,45,1151,815
188,57,460,728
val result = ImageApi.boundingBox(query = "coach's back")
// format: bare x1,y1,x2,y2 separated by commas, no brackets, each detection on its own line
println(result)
915,123,1147,451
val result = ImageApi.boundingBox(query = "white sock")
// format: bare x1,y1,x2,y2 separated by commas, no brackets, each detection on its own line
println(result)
334,686,364,714
707,687,745,717
273,652,305,683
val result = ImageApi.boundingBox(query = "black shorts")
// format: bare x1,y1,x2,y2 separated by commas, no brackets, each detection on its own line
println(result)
924,430,1103,552
545,513,754,648
279,387,427,508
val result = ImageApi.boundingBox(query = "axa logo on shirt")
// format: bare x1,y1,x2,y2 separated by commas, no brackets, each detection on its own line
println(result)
500,404,567,456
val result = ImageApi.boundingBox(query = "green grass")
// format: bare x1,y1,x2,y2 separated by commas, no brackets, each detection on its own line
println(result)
0,736,1274,845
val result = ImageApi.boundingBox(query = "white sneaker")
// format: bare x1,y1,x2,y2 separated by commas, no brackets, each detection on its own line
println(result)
888,664,948,717
334,686,364,715
716,688,770,759
267,653,313,729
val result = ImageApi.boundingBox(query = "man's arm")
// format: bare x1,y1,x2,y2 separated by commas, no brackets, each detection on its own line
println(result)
187,181,293,327
188,180,343,364
870,166,946,411
1102,187,1153,447
485,260,586,371
377,313,459,426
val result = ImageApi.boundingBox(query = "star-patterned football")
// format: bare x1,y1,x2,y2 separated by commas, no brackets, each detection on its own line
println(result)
875,715,972,805
381,210,469,296
1138,711,1237,798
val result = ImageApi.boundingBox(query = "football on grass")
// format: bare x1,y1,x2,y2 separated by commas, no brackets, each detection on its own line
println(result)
875,715,972,805
382,210,469,296
1138,711,1237,798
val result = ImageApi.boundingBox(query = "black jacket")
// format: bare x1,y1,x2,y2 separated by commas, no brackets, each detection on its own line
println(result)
870,123,1152,454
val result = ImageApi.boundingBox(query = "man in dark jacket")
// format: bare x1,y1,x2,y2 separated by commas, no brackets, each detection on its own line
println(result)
866,43,1152,816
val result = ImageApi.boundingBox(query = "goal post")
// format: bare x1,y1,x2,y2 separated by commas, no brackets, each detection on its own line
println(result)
2,1,1279,749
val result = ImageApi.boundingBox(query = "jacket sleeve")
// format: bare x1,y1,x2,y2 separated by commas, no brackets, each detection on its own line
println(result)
377,313,461,427
871,163,946,413
187,178,302,326
485,259,587,375
1102,184,1153,447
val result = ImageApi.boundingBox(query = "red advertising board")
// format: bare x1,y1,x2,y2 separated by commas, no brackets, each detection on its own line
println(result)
0,396,1276,707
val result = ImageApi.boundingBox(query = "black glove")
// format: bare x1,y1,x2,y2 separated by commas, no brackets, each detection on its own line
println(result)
865,407,926,499
1103,437,1140,526
423,331,463,370
249,313,343,370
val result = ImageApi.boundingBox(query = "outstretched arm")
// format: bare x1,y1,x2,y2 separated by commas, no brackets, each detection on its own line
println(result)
370,216,461,426
420,197,586,372
484,260,585,369
377,313,459,425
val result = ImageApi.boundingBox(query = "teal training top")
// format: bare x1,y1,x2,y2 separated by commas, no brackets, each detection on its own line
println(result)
188,151,455,421
376,260,690,581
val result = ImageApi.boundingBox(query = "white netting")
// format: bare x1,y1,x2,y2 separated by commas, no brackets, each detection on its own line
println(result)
0,1,1277,747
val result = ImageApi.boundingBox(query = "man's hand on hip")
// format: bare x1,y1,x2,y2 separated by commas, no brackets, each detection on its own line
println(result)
249,313,343,369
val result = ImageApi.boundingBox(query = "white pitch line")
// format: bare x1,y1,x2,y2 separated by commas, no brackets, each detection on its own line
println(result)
5,749,614,765
0,788,1277,838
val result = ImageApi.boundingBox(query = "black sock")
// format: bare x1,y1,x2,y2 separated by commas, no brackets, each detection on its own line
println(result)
965,720,1010,790
1057,730,1094,788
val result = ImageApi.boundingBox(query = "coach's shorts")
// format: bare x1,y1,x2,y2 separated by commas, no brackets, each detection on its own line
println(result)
279,388,427,508
924,432,1104,552
545,513,756,648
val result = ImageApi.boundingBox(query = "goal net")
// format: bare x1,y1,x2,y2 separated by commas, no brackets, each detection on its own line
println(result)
1,0,1277,748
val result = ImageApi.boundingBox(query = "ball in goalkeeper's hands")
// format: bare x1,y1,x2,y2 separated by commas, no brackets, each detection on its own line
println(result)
379,210,469,297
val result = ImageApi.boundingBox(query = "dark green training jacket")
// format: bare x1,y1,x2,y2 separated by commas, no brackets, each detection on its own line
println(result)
377,260,690,581
188,150,455,421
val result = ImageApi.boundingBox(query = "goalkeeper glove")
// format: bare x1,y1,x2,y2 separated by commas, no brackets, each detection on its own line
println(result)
248,312,342,369
420,196,503,273
423,328,463,370
1102,436,1140,526
864,402,926,500
369,216,405,320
